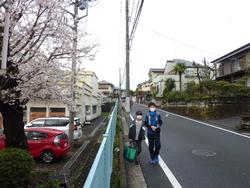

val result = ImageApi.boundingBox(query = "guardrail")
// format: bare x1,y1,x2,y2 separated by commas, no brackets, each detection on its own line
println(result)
83,101,118,188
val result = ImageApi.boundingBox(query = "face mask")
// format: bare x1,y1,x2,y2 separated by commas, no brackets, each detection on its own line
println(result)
136,115,142,120
150,107,156,112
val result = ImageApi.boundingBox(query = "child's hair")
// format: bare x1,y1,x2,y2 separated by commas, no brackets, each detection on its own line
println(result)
148,102,156,107
136,111,143,115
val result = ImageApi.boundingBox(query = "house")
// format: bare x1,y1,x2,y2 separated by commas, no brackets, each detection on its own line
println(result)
211,42,250,86
76,71,102,122
25,71,102,124
136,80,152,103
151,59,207,97
98,80,114,103
148,68,165,82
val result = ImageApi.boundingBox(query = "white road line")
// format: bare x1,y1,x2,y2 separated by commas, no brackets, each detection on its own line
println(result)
137,103,250,139
130,115,182,188
156,108,250,139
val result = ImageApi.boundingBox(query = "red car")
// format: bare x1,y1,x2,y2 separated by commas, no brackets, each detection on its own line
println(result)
0,128,70,163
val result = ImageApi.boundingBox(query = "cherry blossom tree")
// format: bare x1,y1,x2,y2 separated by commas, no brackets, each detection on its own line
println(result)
0,0,96,148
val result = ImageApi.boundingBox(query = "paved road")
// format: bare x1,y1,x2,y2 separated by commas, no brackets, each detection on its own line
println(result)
130,103,250,188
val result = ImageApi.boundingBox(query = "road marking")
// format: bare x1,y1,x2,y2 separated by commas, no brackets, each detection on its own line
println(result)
130,115,182,188
138,104,250,139
155,108,250,139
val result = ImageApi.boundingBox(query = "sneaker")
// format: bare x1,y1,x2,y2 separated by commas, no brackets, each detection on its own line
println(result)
154,156,159,164
149,159,155,164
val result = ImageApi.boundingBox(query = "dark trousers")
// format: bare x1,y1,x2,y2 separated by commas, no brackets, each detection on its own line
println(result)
148,134,161,160
132,140,142,161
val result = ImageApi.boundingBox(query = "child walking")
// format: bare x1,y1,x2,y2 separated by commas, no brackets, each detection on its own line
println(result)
144,102,162,164
128,111,145,165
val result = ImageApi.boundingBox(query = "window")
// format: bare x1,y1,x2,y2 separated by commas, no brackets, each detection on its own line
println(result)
50,108,65,113
25,131,47,140
31,119,45,127
232,60,241,72
44,119,59,127
43,119,69,127
57,119,69,126
30,107,46,112
92,106,97,114
86,106,91,115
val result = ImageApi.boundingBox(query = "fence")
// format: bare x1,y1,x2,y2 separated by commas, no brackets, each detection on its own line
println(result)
83,101,118,188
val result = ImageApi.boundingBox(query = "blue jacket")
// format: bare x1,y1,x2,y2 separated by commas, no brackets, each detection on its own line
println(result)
144,111,162,135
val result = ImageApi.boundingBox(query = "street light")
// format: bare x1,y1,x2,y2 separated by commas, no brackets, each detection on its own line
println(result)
78,0,88,10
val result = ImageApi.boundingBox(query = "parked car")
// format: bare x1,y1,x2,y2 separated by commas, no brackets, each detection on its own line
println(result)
0,128,70,163
84,115,91,126
74,117,83,128
24,117,82,140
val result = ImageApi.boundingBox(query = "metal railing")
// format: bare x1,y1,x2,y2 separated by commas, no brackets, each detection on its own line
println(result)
83,101,118,188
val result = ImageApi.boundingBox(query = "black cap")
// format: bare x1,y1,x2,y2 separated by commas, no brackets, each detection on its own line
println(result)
148,102,156,107
136,111,143,115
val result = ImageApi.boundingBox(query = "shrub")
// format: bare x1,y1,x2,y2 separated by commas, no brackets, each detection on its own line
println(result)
167,91,190,102
0,148,35,188
36,179,61,188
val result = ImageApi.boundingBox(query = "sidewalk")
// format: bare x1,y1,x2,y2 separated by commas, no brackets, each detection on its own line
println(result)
204,116,241,132
120,109,147,188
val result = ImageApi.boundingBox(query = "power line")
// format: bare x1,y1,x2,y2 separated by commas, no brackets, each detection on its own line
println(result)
129,0,144,48
129,0,136,20
140,25,220,57
119,0,126,88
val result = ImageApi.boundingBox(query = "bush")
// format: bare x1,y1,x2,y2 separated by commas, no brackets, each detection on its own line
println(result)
0,148,35,188
36,179,61,188
167,91,190,102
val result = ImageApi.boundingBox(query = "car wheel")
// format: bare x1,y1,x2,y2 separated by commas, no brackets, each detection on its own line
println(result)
41,150,55,164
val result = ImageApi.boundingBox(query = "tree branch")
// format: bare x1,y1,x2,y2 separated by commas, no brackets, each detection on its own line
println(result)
62,8,74,17
11,6,48,56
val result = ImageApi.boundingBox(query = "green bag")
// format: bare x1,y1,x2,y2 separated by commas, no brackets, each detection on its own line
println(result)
124,142,137,162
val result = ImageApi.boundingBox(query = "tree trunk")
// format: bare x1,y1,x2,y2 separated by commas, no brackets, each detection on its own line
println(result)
0,57,28,149
0,102,28,149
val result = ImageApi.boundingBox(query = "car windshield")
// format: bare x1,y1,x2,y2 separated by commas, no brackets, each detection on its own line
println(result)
31,120,45,127
44,119,69,127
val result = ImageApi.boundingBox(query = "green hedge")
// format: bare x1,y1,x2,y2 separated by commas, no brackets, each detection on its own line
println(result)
0,148,35,188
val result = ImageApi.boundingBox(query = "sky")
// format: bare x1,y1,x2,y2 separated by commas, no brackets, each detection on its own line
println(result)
83,0,250,90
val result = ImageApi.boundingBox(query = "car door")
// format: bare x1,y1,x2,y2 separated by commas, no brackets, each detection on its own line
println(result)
55,119,70,136
26,131,48,158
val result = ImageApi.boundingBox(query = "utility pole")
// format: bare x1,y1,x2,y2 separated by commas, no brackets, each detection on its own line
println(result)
125,0,130,112
119,68,121,98
68,0,79,143
0,2,10,75
68,0,88,143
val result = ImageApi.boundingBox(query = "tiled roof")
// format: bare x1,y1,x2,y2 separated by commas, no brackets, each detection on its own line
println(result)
211,42,250,64
148,68,164,74
98,80,113,86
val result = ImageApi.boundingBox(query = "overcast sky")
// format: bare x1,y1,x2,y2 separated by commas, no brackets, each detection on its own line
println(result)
84,0,250,90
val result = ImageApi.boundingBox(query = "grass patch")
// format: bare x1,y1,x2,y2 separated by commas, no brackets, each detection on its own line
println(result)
110,116,122,188
102,112,110,118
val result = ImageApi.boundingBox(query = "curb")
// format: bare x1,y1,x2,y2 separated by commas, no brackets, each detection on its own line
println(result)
121,109,147,188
